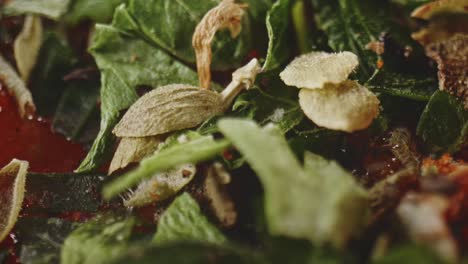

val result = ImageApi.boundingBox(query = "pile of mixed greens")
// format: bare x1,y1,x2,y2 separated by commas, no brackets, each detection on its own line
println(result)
0,0,467,263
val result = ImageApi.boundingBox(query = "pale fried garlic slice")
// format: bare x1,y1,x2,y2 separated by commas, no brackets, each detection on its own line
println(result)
280,51,359,89
298,80,380,132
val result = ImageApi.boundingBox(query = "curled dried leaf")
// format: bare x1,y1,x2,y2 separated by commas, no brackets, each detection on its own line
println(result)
388,128,420,171
425,33,468,108
123,163,196,208
14,15,43,82
280,51,359,89
298,80,380,132
109,136,163,175
0,55,35,117
397,193,458,262
202,163,237,227
220,58,261,108
192,0,247,89
113,84,224,137
0,159,29,242
412,0,468,20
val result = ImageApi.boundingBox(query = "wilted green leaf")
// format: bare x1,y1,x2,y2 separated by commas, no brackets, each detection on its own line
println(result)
61,215,135,264
218,119,369,248
153,193,226,245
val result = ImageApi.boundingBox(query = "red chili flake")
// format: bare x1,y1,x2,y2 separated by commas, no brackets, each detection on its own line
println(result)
376,59,384,69
182,169,192,178
247,50,259,60
223,150,233,161
423,154,463,176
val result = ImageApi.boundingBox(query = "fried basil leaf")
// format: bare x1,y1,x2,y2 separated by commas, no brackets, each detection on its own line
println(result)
417,90,468,153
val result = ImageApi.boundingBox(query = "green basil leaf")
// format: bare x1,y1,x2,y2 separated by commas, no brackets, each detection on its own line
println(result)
366,70,438,101
102,135,230,199
218,119,369,248
124,0,271,70
3,0,72,20
263,0,294,71
310,0,422,80
65,0,127,25
153,193,226,245
107,242,267,264
15,217,80,264
61,215,135,264
24,173,106,214
30,32,77,116
52,79,100,146
77,21,200,172
417,91,468,153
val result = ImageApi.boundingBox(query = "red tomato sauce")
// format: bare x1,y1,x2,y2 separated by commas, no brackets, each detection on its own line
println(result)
0,88,86,173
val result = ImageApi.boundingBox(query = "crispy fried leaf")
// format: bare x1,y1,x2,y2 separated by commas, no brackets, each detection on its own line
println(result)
153,193,226,244
218,119,369,248
417,90,468,153
0,159,28,242
103,135,230,199
61,215,135,264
